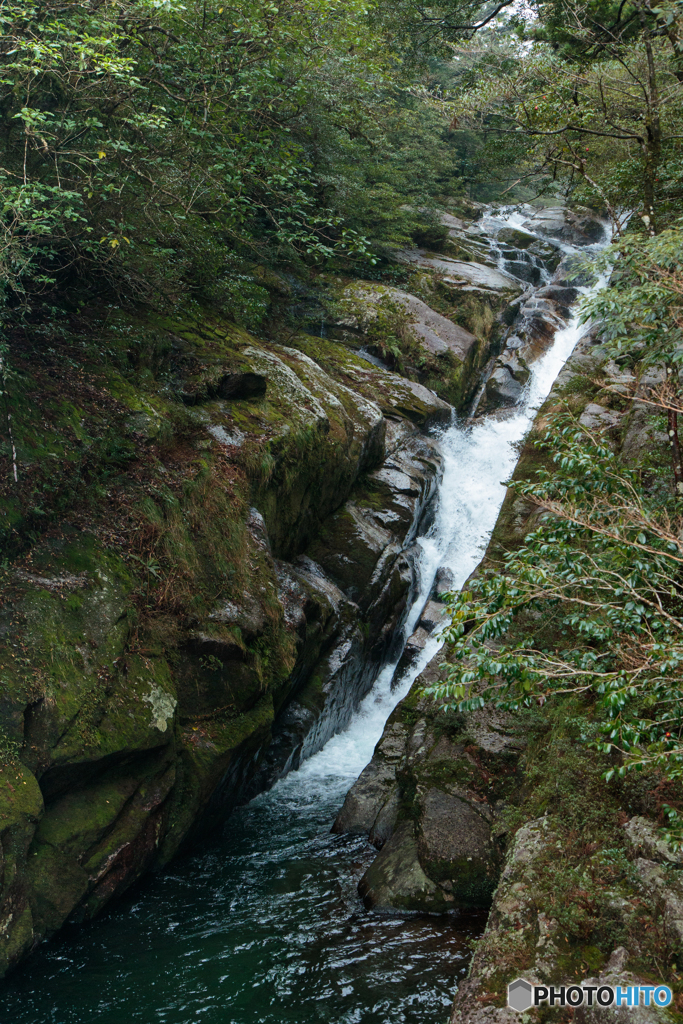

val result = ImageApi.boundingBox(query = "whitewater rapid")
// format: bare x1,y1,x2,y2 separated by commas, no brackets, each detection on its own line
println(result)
266,220,610,810
2,213,614,1024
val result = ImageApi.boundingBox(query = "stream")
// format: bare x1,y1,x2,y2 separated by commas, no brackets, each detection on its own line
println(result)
2,213,608,1024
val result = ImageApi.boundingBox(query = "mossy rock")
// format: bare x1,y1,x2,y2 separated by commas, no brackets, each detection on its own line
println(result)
359,821,450,913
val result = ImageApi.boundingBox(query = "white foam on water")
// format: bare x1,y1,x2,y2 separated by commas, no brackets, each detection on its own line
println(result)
267,216,611,808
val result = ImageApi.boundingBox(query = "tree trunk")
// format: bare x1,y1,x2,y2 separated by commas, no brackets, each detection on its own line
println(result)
667,366,683,496
639,7,662,234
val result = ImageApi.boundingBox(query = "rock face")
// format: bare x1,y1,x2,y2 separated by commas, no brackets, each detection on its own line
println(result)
333,655,526,912
397,250,524,293
0,199,616,980
450,814,681,1024
346,284,478,361
243,417,444,795
521,205,608,245
474,215,607,416
334,329,682,1023
0,309,452,975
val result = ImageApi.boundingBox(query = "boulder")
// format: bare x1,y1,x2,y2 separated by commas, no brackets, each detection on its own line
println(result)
397,251,524,293
386,380,452,425
482,366,525,411
418,788,498,905
359,821,448,912
521,206,607,246
369,787,400,848
496,227,537,249
419,600,447,630
502,259,543,286
393,625,431,677
434,566,456,595
508,307,564,364
498,353,530,385
346,284,478,361
333,721,409,834
535,284,579,310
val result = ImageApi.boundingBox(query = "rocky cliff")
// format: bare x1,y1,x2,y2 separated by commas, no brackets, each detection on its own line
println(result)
0,199,543,973
335,324,683,1022
0,309,455,971
0,199,618,977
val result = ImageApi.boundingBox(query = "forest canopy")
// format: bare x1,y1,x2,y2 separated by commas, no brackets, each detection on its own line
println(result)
0,0,494,326
3,0,683,324
5,1,683,819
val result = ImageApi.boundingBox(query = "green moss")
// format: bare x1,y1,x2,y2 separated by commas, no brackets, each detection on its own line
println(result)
1,904,34,968
33,777,134,854
0,764,42,828
295,672,327,715
26,843,89,935
0,273,486,968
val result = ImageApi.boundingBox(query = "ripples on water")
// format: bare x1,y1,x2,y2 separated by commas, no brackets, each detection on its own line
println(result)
3,780,482,1024
1,212,610,1024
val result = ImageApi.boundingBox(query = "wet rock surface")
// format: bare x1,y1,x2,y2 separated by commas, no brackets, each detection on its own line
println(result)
521,205,608,246
0,314,450,974
334,652,525,912
245,420,444,795
461,207,608,417
345,284,478,361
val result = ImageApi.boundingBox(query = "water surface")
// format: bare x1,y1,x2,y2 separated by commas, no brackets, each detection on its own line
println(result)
1,213,609,1024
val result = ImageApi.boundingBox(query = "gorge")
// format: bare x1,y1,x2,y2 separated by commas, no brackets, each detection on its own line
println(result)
3,0,683,1014
0,206,619,1022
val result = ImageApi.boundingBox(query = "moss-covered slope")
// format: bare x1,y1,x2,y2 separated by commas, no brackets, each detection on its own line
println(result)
0,297,454,974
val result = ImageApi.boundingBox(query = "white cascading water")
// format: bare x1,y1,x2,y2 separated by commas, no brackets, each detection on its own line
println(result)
269,212,611,810
2,212,614,1024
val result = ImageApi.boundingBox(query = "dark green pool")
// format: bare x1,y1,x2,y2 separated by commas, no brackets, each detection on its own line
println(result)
2,759,480,1024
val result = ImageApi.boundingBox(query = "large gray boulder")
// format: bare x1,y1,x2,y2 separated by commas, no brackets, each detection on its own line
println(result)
359,821,447,912
397,251,524,293
345,283,478,360
332,721,407,836
521,206,607,246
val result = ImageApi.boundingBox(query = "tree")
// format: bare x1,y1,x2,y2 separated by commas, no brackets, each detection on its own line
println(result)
427,407,683,832
0,0,403,317
444,0,683,231
586,226,683,492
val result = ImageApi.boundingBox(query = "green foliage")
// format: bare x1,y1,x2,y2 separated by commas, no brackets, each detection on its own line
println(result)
0,0,482,325
427,407,683,810
0,0,392,314
584,226,683,365
439,0,683,224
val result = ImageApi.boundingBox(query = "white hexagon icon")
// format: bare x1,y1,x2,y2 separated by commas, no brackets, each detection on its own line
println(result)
508,978,533,1012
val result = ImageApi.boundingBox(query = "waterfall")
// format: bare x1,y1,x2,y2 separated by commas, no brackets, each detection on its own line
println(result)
271,219,611,806
3,210,613,1024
